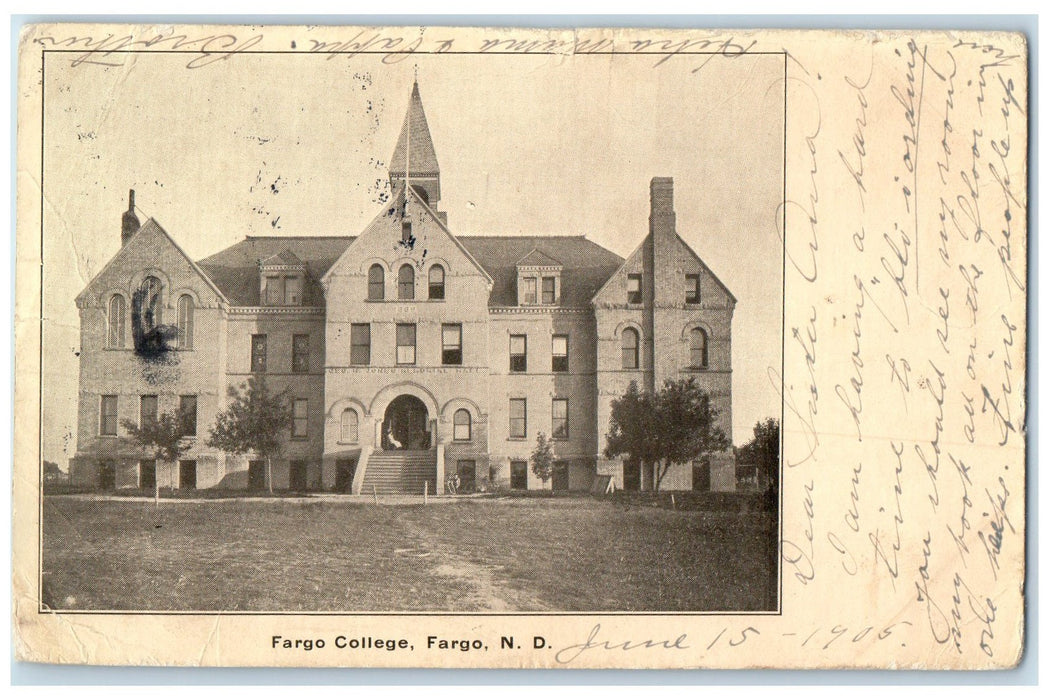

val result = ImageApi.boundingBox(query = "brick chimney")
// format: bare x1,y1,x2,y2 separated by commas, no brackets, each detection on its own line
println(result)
649,177,676,244
121,189,140,247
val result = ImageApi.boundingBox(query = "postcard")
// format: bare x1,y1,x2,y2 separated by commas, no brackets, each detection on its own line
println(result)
13,24,1026,668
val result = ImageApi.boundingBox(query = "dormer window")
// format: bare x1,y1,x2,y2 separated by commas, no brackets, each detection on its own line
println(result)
259,250,308,307
515,248,563,307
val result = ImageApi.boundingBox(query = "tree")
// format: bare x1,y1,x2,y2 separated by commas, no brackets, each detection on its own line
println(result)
605,378,729,492
738,418,780,496
121,409,195,504
206,376,292,494
530,431,554,486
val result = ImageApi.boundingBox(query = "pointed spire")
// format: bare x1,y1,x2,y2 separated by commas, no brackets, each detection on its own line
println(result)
389,81,439,176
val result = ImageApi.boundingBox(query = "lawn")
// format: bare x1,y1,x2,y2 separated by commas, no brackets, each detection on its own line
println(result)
41,495,777,612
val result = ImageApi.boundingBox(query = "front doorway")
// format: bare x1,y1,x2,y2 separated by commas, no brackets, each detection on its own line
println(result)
335,458,357,493
140,459,156,489
382,394,430,450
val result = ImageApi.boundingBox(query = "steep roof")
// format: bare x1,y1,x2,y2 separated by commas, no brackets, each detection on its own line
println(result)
389,82,439,175
195,233,623,309
458,236,624,307
197,236,354,306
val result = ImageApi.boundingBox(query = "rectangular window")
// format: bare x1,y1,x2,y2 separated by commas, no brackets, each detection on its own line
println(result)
686,274,701,304
140,394,158,428
442,323,462,365
285,276,302,305
509,398,527,439
139,459,156,489
510,460,528,489
396,323,416,365
627,273,643,304
552,335,569,372
179,395,197,436
292,334,310,373
542,276,556,304
264,276,283,305
100,395,118,436
509,334,527,373
251,334,267,373
350,323,370,365
522,277,537,305
552,398,569,439
292,398,308,438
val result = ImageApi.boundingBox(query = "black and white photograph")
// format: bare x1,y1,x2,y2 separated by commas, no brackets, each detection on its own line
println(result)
37,40,784,614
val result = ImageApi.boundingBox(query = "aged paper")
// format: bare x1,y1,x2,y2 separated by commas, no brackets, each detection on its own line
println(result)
13,24,1026,669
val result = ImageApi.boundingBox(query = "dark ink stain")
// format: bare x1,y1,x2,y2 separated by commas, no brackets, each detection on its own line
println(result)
291,40,296,49
271,216,281,229
130,286,177,363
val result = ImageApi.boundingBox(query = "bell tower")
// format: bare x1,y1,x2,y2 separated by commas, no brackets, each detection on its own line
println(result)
389,81,442,212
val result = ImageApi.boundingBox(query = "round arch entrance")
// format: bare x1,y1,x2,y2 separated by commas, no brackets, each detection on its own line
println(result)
382,394,431,450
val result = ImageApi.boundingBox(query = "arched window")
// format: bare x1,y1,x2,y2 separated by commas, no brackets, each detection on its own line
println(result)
107,295,126,348
368,264,385,301
621,327,639,369
690,328,709,368
398,264,415,300
340,408,359,443
453,409,471,441
138,276,163,331
177,295,194,350
428,265,445,300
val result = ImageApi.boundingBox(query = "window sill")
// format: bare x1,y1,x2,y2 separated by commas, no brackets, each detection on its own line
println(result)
290,436,309,442
365,299,445,303
336,441,359,446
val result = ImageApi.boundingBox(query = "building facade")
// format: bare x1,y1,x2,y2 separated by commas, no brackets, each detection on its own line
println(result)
70,82,737,494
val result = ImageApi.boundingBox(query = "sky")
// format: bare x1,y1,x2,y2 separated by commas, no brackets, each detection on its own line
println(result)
40,48,784,463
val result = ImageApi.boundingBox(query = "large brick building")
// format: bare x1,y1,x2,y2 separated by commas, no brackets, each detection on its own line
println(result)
70,82,737,494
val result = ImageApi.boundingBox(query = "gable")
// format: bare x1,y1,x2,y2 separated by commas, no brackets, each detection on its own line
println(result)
75,218,227,308
322,184,492,286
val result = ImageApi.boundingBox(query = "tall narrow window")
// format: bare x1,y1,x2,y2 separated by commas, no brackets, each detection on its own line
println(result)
292,334,310,373
396,323,416,365
251,334,267,373
428,265,445,300
542,277,556,304
108,295,126,348
285,276,302,305
522,277,537,305
442,324,462,365
398,264,415,300
140,394,158,428
402,220,413,244
265,276,283,305
627,274,642,304
350,324,371,365
622,328,639,369
368,264,385,301
179,395,197,436
509,335,527,373
690,328,709,368
453,409,471,441
552,398,569,439
340,408,359,443
552,335,569,372
509,398,527,439
100,395,118,436
685,274,701,304
177,294,194,349
292,399,308,438
139,276,163,330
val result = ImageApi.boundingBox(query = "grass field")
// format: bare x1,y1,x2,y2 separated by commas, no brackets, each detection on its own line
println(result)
42,495,777,612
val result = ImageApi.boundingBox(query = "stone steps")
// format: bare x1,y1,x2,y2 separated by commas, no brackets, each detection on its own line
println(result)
361,450,438,495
